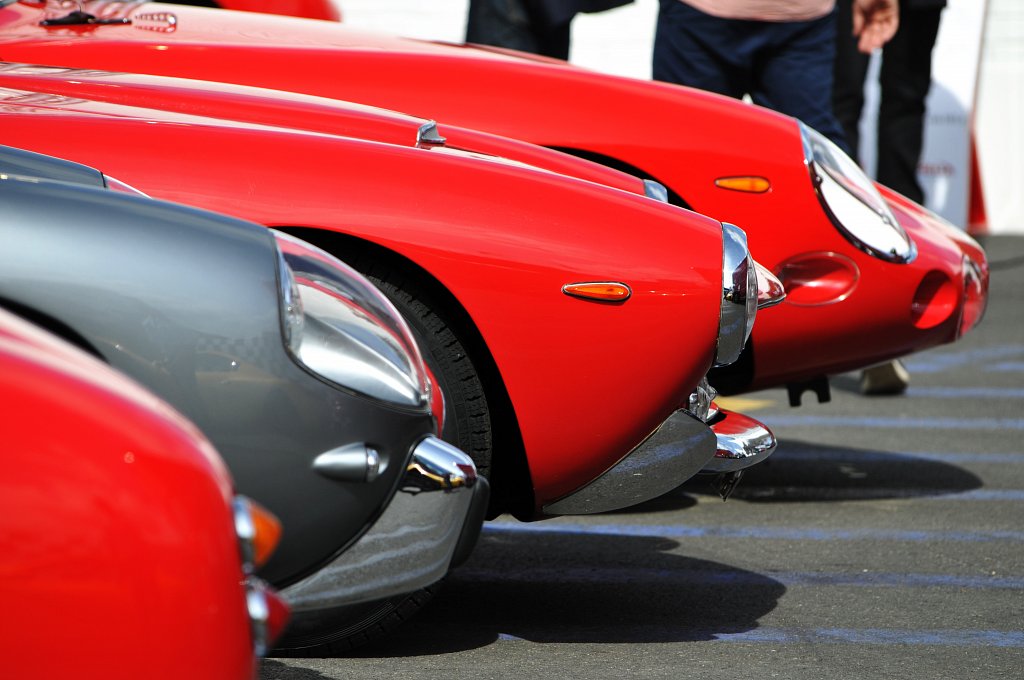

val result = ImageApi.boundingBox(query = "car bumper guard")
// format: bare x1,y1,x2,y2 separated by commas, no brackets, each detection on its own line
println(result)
701,408,777,473
541,408,718,515
282,435,486,611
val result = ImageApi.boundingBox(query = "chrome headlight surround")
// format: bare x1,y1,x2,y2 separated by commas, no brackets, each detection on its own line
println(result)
715,223,758,367
801,122,916,264
273,231,430,410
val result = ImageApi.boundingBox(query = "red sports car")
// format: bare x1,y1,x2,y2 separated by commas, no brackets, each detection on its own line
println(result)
0,306,288,678
0,0,985,402
0,64,782,520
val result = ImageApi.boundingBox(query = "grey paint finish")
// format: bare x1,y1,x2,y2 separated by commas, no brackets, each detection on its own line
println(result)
0,144,105,187
0,174,434,587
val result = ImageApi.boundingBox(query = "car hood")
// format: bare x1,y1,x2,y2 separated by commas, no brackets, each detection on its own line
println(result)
0,2,646,194
0,67,637,192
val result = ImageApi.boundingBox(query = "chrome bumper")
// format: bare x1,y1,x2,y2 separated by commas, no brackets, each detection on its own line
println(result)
283,435,485,611
701,409,776,473
542,409,717,515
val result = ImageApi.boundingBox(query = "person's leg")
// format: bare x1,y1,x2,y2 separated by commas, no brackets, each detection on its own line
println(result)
860,358,912,395
832,0,872,160
753,9,852,155
653,0,751,99
466,0,543,54
875,4,943,204
533,20,572,59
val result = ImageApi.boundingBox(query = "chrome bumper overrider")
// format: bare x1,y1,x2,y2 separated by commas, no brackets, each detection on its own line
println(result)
701,409,777,473
283,435,485,611
542,409,718,515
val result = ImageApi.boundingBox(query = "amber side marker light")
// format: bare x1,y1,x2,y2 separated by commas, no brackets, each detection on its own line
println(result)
234,496,283,570
562,282,632,302
250,500,283,568
715,176,771,194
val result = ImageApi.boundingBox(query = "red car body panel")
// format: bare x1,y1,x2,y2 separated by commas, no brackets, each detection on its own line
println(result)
0,63,645,196
0,308,258,679
0,0,987,392
0,79,724,510
218,0,339,21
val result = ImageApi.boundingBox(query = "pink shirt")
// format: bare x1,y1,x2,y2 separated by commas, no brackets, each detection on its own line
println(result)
681,0,836,21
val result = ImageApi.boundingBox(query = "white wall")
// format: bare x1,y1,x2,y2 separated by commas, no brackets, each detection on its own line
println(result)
976,0,1024,235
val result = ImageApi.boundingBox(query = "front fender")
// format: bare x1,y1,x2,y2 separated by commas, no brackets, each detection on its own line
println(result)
0,105,723,508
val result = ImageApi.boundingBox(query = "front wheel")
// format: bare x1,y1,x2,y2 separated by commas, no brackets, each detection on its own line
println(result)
361,261,494,479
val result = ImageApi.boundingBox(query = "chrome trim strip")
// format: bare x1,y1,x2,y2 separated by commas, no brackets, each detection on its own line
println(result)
282,436,477,610
542,410,717,515
701,409,777,473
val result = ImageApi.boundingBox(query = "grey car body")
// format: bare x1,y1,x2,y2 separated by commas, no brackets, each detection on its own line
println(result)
0,147,486,616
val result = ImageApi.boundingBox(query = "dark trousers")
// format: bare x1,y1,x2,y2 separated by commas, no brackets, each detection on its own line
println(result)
466,0,572,59
653,0,850,155
833,0,943,204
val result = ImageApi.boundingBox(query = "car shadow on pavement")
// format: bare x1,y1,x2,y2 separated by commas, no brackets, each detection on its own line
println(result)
676,439,983,503
261,661,334,680
334,530,784,657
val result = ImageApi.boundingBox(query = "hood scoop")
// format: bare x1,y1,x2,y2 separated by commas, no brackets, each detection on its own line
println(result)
416,121,446,148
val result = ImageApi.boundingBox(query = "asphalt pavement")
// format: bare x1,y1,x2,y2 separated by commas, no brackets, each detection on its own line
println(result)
262,235,1024,680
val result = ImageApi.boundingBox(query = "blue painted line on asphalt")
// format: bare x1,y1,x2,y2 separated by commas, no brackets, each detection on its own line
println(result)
905,345,1024,373
771,449,1024,464
906,386,1024,399
761,415,1024,430
735,488,1024,502
711,628,1024,648
457,566,1024,590
483,522,1024,543
495,629,1024,647
987,361,1024,372
939,489,1024,501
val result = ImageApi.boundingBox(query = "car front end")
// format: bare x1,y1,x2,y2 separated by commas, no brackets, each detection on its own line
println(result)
0,162,486,645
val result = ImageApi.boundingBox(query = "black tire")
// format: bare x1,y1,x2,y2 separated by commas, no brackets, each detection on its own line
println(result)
360,261,494,479
272,584,441,656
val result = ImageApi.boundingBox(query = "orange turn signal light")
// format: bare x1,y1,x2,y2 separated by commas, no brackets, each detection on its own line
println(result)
714,176,771,194
562,282,632,302
248,499,283,569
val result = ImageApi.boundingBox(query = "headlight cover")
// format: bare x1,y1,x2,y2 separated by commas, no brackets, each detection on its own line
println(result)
716,223,758,367
273,231,429,409
801,123,916,263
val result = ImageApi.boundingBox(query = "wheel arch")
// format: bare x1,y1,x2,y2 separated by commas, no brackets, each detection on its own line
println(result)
274,226,535,518
0,297,105,360
547,146,694,211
